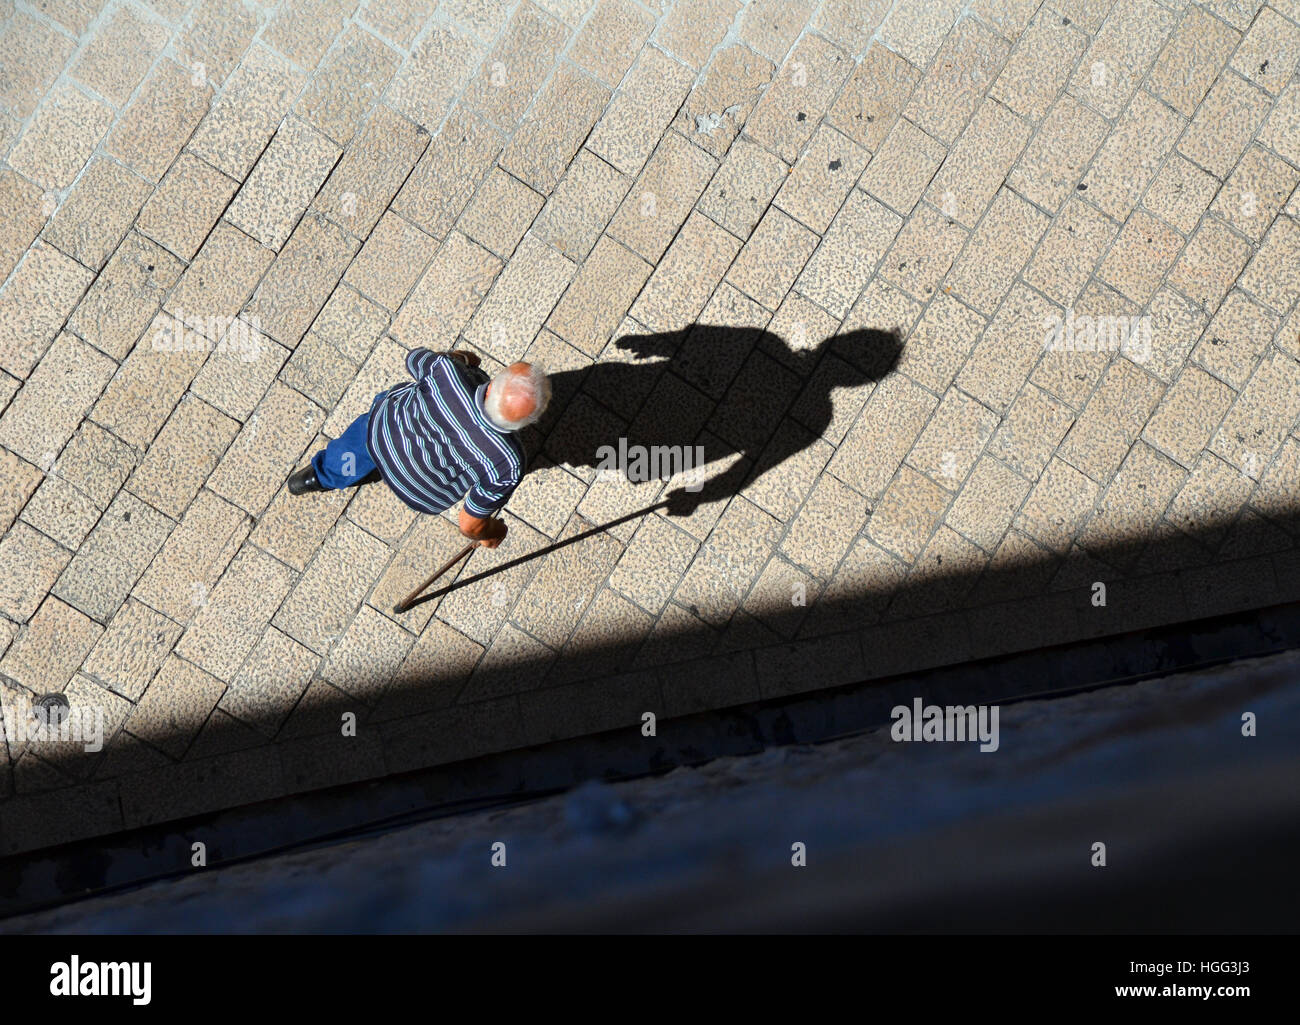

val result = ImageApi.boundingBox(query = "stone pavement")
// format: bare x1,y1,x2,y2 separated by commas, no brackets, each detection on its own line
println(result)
3,0,1300,857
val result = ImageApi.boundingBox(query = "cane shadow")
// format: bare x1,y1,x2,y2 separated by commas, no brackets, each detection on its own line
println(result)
529,325,903,516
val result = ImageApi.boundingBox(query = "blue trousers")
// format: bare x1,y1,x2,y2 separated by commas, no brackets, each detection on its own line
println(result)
312,394,383,490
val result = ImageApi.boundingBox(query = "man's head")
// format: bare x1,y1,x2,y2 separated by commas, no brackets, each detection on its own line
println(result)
483,361,551,431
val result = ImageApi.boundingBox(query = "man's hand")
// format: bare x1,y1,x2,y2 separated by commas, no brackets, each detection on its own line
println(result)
458,507,507,548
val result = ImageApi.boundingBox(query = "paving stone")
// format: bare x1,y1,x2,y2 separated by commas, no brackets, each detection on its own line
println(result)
321,605,415,706
41,157,149,273
1193,291,1281,391
1209,145,1299,244
164,221,273,339
9,82,113,192
747,33,852,163
226,117,341,249
435,514,549,645
1148,5,1240,116
724,207,819,312
607,131,717,263
548,235,652,357
464,3,570,128
19,471,101,549
262,0,354,69
365,512,464,633
574,0,659,85
924,97,1031,230
246,213,360,347
947,188,1048,315
1140,286,1209,385
174,0,261,86
813,0,890,51
1239,215,1300,316
1098,209,1185,306
774,123,869,235
1231,5,1300,96
672,43,773,160
768,290,842,374
990,9,1086,125
882,202,968,302
1008,94,1108,214
361,0,437,46
1022,195,1117,307
1166,451,1255,548
656,0,738,69
858,117,946,217
0,596,102,696
295,25,400,146
217,627,321,735
501,66,610,194
191,318,289,420
464,232,574,361
127,396,239,520
826,372,937,501
0,12,77,118
511,514,624,648
532,148,630,261
82,601,182,703
388,22,486,132
891,290,979,395
587,45,694,180
1059,357,1166,484
827,42,919,153
1032,280,1135,410
1068,0,1177,119
323,338,407,438
273,519,392,655
943,454,1032,554
906,388,1000,489
1141,364,1237,470
105,59,212,182
1142,153,1221,237
626,211,738,333
1211,348,1300,478
955,282,1057,413
1014,456,1100,554
312,103,430,239
208,381,323,516
43,422,136,514
125,654,225,759
89,315,204,450
53,491,173,622
1179,72,1270,180
69,233,184,362
131,491,247,630
1252,436,1300,525
778,471,868,581
0,170,45,284
188,45,307,181
674,496,781,626
864,463,950,564
175,543,297,681
392,231,501,349
1166,217,1252,317
0,521,69,624
458,167,544,261
0,240,96,380
987,382,1076,483
606,513,698,616
1076,442,1186,561
795,191,901,319
71,3,168,106
0,332,115,466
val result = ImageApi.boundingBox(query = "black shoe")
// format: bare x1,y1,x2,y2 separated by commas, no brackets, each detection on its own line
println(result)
287,465,324,495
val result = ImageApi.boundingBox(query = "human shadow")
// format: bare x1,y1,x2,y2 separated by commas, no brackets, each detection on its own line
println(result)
528,325,903,516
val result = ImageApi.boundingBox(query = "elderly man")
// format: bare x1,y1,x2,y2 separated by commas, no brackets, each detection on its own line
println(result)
287,347,550,549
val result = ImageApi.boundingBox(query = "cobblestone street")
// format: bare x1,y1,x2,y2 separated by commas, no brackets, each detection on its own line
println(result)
3,0,1300,855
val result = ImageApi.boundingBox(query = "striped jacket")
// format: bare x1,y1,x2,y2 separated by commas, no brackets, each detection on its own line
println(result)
366,348,525,517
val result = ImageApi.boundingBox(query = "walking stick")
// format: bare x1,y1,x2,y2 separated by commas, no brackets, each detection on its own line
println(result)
393,539,480,613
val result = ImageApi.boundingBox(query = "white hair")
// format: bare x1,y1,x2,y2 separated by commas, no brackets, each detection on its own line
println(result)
484,363,550,430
